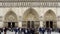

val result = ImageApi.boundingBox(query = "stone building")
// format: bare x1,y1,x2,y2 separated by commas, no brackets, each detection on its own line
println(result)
0,0,60,29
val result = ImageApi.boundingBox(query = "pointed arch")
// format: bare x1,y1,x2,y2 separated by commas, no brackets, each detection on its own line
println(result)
44,10,56,21
4,10,18,22
23,8,39,21
44,9,57,29
22,8,40,28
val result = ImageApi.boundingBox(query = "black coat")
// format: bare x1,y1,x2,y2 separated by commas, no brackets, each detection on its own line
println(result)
4,28,7,32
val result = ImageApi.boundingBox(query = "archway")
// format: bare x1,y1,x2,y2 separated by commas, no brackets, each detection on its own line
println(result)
44,10,56,29
4,10,18,28
22,8,40,29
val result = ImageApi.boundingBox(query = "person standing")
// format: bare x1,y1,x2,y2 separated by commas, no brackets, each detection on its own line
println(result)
18,28,20,34
59,28,60,34
25,28,27,34
31,28,35,34
42,27,45,34
47,28,52,34
27,28,31,34
14,27,18,34
18,28,22,34
4,27,7,34
39,27,42,34
0,28,1,34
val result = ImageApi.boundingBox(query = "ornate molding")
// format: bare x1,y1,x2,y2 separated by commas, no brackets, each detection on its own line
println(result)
0,16,3,22
0,2,59,7
0,0,60,2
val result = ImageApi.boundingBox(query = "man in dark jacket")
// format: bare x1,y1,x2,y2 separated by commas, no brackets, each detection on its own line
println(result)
18,28,22,34
42,27,45,34
31,28,35,34
39,28,42,34
27,28,31,34
21,28,26,34
14,27,18,34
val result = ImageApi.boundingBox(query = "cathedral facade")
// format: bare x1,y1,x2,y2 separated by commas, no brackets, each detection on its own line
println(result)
0,0,60,29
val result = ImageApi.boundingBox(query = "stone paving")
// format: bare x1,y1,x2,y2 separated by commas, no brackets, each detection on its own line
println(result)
1,31,60,34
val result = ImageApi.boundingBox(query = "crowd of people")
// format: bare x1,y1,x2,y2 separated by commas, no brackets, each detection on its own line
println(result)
39,27,60,34
0,27,60,34
0,27,35,34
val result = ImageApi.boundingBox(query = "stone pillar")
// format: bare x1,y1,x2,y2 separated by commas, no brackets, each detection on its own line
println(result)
57,21,60,28
40,21,43,28
0,22,3,28
18,22,22,28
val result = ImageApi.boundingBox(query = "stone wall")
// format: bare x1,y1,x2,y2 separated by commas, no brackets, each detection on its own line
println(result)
0,7,59,28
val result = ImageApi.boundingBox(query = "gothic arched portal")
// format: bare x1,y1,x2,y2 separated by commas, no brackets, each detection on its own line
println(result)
4,10,18,28
22,8,40,29
44,10,57,29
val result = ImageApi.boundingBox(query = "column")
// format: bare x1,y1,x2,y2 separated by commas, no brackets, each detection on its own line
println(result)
18,22,22,28
40,21,43,28
0,22,4,28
